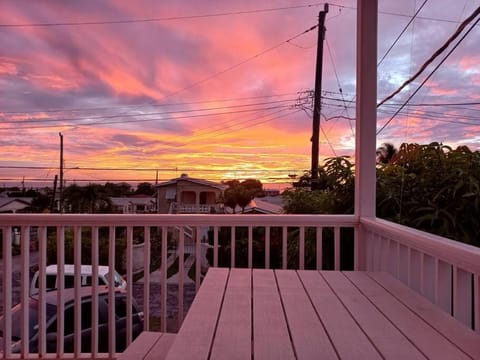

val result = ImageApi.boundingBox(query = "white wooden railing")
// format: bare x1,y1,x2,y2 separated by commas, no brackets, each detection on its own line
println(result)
0,213,479,359
361,217,480,333
171,203,213,214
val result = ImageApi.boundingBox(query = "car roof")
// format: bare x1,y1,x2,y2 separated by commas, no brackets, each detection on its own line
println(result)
44,264,112,276
33,286,123,305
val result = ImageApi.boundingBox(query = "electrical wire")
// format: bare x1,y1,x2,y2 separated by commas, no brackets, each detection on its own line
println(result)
0,104,295,130
0,92,300,114
378,5,480,107
377,9,480,134
377,0,428,67
325,38,355,137
0,3,324,27
1,98,298,125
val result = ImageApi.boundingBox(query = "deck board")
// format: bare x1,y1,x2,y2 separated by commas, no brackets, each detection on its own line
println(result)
210,268,252,360
367,271,480,359
117,332,175,360
345,271,471,360
275,270,338,359
157,268,480,360
144,333,176,360
164,268,228,360
321,271,426,360
252,269,296,360
298,270,382,360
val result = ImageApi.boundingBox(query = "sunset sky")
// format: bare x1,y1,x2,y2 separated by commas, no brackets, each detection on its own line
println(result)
1,0,479,188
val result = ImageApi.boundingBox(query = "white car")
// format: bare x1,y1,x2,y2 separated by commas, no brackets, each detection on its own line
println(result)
30,264,126,295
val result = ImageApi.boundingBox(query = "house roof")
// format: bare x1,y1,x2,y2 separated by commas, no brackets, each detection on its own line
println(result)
110,197,155,206
155,175,227,191
226,197,283,214
0,197,32,212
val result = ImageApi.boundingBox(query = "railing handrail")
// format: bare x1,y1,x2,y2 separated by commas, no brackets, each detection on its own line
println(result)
361,217,480,274
0,213,359,227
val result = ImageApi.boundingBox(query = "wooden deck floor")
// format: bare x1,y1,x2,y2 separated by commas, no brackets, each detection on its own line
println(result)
127,268,480,360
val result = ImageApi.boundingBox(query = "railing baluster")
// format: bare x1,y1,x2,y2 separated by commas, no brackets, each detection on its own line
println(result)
265,227,270,269
126,226,134,346
353,224,360,271
161,227,168,333
73,226,82,357
230,227,235,268
299,226,305,270
334,226,340,271
422,254,435,303
38,226,47,356
57,226,65,356
475,273,479,334
178,227,185,326
399,244,409,285
2,226,12,358
248,226,253,269
316,226,323,270
91,226,99,357
282,227,287,269
453,267,472,328
143,226,151,331
409,249,421,293
213,226,219,267
107,226,116,357
436,260,452,315
195,226,201,292
20,226,30,357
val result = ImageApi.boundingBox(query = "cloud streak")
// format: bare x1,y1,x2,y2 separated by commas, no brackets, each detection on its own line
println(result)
1,0,479,186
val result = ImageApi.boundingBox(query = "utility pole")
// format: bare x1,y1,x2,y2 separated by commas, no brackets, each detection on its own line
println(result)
59,132,64,213
311,3,329,190
50,174,58,213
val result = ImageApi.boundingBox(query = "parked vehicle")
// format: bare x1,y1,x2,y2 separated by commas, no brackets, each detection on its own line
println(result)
0,286,143,353
30,264,126,295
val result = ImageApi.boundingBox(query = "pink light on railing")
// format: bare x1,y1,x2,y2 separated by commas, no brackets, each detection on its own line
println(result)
0,213,358,359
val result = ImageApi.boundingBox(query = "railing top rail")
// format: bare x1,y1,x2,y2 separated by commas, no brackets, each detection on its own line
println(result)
0,213,358,227
361,217,480,274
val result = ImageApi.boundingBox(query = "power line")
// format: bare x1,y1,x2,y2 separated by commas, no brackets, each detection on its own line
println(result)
377,7,480,134
1,98,298,125
329,3,477,25
325,38,354,137
0,3,324,27
378,5,480,107
0,92,300,114
377,0,428,67
0,104,295,130
322,94,480,108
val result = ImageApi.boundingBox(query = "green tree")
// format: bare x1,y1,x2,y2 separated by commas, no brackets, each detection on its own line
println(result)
63,183,113,213
223,179,264,213
377,142,480,246
104,182,132,197
30,193,52,213
376,142,398,164
135,182,155,195
286,156,355,214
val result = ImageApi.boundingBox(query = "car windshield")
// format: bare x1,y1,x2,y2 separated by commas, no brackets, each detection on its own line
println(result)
0,300,56,340
105,272,123,287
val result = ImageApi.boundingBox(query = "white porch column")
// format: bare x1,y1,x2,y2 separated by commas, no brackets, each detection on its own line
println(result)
355,0,378,269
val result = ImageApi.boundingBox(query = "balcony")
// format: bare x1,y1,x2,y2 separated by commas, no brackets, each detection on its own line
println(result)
170,203,218,214
2,1,480,359
0,213,479,359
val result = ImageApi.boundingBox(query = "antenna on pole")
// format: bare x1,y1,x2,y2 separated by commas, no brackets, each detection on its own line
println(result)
311,3,329,191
